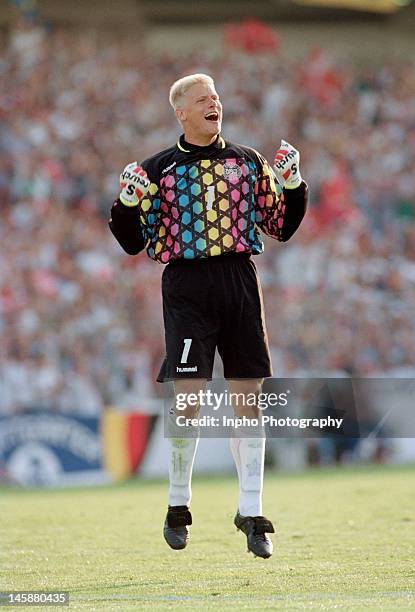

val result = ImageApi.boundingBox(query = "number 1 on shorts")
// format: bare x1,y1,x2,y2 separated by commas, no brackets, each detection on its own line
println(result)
180,338,192,364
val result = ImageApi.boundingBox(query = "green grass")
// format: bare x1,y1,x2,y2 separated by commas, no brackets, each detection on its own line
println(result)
1,465,415,610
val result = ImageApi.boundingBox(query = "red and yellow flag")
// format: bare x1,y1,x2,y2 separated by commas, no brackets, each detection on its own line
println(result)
102,410,155,481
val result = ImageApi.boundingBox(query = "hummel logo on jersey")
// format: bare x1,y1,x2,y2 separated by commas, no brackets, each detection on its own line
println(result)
162,161,177,174
176,366,198,373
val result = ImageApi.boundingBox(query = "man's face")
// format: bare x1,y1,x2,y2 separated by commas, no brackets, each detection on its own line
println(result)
176,82,223,141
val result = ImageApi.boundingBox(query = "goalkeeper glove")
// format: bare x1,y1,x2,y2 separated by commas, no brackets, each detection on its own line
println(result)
119,162,150,207
273,140,302,189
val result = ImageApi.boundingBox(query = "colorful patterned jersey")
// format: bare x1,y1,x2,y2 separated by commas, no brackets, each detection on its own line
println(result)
109,135,308,263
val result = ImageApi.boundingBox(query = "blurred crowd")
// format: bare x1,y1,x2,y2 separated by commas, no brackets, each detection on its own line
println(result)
1,19,415,416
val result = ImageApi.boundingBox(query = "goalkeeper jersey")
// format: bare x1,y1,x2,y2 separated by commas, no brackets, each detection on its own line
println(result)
109,135,308,263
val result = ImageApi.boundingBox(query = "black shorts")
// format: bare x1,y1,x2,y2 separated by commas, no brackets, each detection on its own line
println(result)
157,254,272,382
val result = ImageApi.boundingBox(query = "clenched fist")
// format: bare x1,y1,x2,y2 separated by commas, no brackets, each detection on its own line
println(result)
119,162,150,207
273,140,302,190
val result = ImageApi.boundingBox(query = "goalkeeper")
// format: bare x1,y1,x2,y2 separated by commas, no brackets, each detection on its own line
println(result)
109,74,308,559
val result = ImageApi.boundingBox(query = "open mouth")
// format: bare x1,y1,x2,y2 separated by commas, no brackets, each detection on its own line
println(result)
205,111,220,122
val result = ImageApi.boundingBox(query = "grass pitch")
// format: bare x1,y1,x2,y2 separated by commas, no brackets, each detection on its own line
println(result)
1,465,415,610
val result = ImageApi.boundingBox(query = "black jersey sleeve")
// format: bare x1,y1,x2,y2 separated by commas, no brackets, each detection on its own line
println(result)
280,182,309,242
108,200,147,255
252,150,308,242
108,155,163,256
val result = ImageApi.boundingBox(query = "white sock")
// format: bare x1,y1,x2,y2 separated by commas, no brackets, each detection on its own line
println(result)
167,410,199,507
230,427,265,517
230,436,241,481
168,437,199,507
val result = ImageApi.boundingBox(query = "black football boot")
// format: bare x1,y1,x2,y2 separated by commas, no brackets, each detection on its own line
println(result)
163,505,192,550
234,511,275,558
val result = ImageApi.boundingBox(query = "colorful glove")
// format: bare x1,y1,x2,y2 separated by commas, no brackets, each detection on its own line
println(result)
119,162,150,207
273,140,302,189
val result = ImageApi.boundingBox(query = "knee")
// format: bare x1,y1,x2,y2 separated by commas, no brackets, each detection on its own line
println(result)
228,378,264,418
173,378,206,419
176,405,199,419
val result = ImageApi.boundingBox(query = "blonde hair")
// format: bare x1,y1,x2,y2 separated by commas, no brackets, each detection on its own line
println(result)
169,73,215,110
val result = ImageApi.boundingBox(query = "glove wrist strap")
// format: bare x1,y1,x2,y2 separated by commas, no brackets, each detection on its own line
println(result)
284,174,303,190
119,195,139,207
